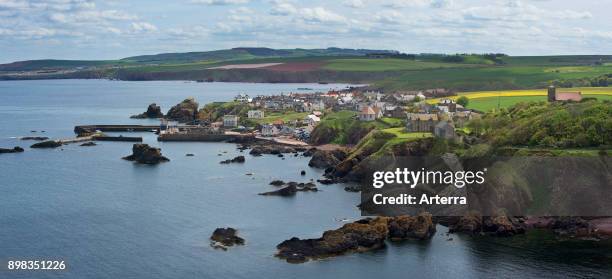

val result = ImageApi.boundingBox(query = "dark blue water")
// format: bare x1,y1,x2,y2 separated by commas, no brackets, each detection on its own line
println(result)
1,80,611,279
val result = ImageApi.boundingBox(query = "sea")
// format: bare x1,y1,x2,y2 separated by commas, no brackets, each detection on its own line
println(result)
0,80,611,279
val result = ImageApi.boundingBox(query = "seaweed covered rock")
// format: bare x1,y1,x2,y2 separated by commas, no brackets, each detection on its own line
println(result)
276,214,436,263
131,103,164,119
0,146,24,153
276,217,390,263
259,182,318,196
122,144,169,164
166,98,199,122
249,144,296,156
210,227,245,250
220,156,245,164
30,140,62,149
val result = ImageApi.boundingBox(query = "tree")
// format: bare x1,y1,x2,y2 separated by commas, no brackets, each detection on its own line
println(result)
456,96,469,107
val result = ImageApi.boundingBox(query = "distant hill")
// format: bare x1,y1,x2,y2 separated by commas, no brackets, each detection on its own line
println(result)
0,48,610,92
121,47,398,64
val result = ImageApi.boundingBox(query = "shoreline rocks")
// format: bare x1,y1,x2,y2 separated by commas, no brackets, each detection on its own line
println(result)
0,146,24,153
220,156,245,164
276,213,435,263
30,140,62,149
308,149,347,169
210,227,245,250
131,103,164,119
447,211,526,237
122,144,169,164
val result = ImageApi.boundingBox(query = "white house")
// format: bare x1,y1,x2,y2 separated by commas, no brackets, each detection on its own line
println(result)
261,124,280,137
223,115,239,128
359,106,380,121
247,110,264,119
305,114,321,126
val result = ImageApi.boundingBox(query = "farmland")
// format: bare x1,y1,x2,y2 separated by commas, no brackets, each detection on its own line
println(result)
1,48,611,93
427,87,612,111
322,58,473,72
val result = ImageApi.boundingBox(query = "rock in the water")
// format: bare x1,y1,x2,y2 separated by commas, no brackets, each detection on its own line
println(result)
166,98,199,122
210,227,245,248
80,142,97,146
276,217,390,263
20,136,49,141
269,180,285,186
0,146,24,153
276,214,436,263
30,140,62,149
220,156,245,164
260,182,318,196
300,170,306,176
122,144,169,164
186,153,195,157
344,185,361,192
259,185,298,196
308,150,347,169
249,144,296,156
131,103,164,119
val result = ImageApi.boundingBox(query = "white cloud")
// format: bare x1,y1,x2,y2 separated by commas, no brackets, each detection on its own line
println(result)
299,7,346,23
270,2,296,15
130,22,158,33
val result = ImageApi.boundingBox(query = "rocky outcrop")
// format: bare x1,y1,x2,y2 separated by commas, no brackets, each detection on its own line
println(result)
249,144,297,156
30,140,62,148
166,98,199,122
276,217,390,263
20,136,49,141
80,142,97,146
122,144,169,164
276,213,436,263
302,148,317,157
387,213,436,240
259,182,317,196
308,149,347,169
220,156,245,164
0,146,24,153
131,103,163,119
210,228,245,250
447,211,526,237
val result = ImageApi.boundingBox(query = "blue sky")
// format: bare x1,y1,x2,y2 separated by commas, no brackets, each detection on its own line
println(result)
0,0,610,63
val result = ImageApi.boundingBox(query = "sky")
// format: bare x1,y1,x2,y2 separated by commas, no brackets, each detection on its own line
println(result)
0,0,611,63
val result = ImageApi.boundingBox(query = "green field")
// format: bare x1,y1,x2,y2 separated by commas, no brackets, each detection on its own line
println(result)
466,94,612,111
252,111,309,124
382,127,431,140
2,49,612,93
323,58,472,72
